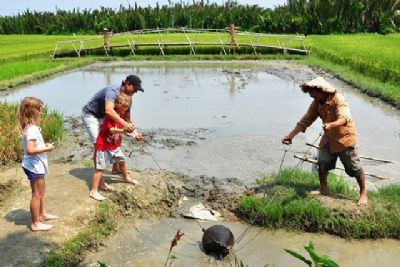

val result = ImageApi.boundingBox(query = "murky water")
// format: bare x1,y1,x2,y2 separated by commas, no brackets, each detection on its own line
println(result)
3,61,400,265
2,61,399,183
82,218,400,267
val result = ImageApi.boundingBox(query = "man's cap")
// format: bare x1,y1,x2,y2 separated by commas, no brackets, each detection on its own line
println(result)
300,76,336,94
125,75,144,92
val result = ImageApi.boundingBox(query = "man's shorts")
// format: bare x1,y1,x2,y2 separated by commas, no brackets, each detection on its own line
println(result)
317,144,363,177
81,111,103,144
95,148,125,170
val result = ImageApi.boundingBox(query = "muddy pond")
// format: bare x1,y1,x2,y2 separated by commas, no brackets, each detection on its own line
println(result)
2,61,400,266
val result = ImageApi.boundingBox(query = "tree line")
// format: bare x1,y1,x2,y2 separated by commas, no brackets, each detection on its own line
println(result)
0,0,399,35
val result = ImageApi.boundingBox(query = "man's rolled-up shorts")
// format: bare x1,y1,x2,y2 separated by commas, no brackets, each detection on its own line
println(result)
317,144,363,177
81,111,103,144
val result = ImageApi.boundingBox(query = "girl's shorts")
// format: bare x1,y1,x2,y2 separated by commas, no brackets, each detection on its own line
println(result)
22,167,45,181
95,148,125,170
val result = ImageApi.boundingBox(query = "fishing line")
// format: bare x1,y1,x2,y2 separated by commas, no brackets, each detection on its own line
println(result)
235,143,289,245
126,134,212,253
132,225,204,259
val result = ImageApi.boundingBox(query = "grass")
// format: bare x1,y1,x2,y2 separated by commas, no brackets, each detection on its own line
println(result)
0,102,64,165
0,34,92,62
307,34,400,84
0,58,93,90
304,33,400,107
237,168,400,239
43,201,117,266
42,187,172,266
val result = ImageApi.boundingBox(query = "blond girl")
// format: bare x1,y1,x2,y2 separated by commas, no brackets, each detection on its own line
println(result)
18,97,57,231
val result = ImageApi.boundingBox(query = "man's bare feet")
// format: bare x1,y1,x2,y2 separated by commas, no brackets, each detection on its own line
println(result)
40,213,59,221
31,222,53,232
357,194,368,206
309,190,329,195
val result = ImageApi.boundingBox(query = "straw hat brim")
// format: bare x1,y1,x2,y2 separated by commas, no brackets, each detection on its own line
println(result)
300,77,336,93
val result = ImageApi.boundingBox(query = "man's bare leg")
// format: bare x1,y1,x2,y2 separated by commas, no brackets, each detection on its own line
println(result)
355,171,368,206
310,169,329,195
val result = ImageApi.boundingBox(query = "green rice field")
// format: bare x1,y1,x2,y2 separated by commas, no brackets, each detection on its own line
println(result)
0,32,399,105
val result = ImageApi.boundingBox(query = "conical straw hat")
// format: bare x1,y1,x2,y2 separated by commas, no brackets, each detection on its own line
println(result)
300,77,336,93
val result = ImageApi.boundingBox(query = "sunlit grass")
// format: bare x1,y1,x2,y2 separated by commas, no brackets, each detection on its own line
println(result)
0,102,64,165
0,34,92,62
0,58,93,90
308,34,400,85
237,168,400,239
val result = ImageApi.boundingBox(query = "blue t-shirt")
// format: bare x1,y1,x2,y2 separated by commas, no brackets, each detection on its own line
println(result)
82,85,131,118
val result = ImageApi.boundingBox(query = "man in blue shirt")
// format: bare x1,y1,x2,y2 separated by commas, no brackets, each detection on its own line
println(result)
81,75,144,190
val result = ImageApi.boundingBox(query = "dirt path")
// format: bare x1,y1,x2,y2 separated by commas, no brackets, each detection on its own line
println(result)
0,111,248,266
0,163,97,265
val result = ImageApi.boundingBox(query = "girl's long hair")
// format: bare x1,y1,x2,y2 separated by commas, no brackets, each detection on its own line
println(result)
17,97,43,133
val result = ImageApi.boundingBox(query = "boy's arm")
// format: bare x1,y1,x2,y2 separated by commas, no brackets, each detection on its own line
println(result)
109,127,125,134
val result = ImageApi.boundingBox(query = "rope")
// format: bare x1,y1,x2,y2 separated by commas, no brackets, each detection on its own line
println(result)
295,130,322,169
235,143,289,245
127,135,207,230
235,130,323,248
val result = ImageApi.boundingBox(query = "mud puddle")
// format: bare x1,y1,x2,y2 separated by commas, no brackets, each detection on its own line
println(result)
82,217,400,267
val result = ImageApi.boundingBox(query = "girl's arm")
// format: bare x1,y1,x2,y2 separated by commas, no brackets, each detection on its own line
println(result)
26,140,55,155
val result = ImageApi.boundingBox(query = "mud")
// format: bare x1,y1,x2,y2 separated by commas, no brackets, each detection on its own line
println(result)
0,117,246,266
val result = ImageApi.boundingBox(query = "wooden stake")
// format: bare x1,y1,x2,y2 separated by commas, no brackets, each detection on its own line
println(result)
305,142,396,164
294,154,391,180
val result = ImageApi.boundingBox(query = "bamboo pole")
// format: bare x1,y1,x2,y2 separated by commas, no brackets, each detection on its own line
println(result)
305,142,396,164
294,154,391,180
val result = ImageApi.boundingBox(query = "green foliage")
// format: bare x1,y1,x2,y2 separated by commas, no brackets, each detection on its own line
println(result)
40,107,64,143
309,34,400,85
238,168,400,239
285,241,339,267
0,102,21,164
0,102,64,165
305,34,400,108
0,1,398,35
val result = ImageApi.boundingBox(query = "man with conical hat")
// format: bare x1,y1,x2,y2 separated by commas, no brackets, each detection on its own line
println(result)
282,77,367,206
